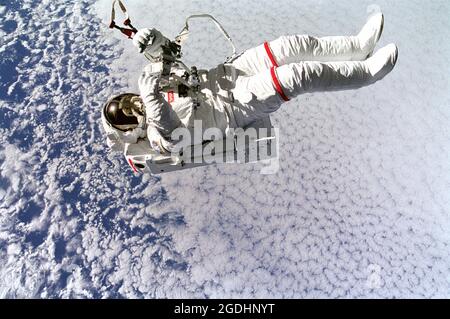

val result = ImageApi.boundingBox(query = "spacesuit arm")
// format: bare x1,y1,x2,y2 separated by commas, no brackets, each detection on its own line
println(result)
138,66,181,138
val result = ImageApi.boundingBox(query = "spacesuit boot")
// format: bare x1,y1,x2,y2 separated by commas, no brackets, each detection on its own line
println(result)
357,13,384,58
365,43,398,80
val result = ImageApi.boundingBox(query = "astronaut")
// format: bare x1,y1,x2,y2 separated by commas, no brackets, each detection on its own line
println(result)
102,13,398,155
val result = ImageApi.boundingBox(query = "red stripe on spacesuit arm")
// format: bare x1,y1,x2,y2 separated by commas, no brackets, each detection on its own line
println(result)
264,42,279,68
270,66,290,102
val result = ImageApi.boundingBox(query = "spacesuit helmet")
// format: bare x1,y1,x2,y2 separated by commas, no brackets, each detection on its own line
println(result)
103,93,144,132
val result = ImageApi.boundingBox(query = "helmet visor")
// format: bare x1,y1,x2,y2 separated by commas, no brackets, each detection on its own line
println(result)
104,94,142,132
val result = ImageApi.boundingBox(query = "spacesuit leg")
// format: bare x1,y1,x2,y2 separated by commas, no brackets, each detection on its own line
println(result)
278,44,397,97
231,13,384,75
232,43,398,124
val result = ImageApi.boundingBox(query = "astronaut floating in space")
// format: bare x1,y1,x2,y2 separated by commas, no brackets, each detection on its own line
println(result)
102,11,398,174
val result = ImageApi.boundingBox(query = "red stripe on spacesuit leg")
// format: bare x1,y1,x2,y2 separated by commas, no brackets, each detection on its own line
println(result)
265,42,289,101
270,66,290,102
264,41,279,68
128,158,138,173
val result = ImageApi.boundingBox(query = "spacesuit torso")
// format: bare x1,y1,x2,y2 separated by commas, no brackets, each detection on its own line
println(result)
159,64,237,133
140,61,244,150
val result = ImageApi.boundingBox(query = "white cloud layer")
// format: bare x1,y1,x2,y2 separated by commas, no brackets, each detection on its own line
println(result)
0,0,449,298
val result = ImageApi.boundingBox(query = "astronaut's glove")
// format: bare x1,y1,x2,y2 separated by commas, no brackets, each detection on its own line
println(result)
147,125,177,155
133,28,155,53
133,28,170,61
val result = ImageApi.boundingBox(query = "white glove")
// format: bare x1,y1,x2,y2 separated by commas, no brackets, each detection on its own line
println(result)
147,125,177,155
133,28,155,53
132,28,169,60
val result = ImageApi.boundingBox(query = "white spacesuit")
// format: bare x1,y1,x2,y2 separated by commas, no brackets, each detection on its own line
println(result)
103,13,397,158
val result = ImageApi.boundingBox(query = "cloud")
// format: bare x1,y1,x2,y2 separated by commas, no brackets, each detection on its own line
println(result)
0,0,449,298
